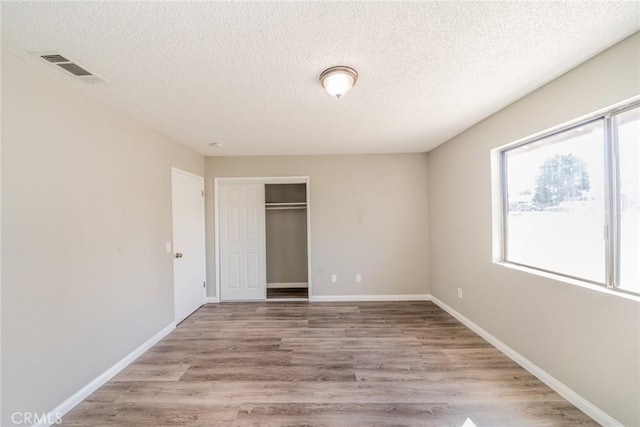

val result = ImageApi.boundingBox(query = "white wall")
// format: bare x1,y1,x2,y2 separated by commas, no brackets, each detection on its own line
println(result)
205,154,430,299
428,33,640,426
1,52,204,426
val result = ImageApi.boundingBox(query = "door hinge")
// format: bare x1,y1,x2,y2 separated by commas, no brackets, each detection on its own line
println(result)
203,282,206,288
202,190,204,197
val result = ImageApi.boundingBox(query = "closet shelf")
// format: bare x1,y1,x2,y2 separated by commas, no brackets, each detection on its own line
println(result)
265,202,307,211
266,206,306,211
265,202,307,206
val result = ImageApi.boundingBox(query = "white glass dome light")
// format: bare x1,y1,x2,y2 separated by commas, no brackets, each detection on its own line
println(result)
319,66,358,99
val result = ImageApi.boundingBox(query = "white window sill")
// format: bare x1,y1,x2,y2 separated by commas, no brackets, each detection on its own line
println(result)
494,261,640,302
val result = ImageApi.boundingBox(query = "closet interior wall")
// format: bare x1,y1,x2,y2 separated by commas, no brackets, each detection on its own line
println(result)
265,184,308,300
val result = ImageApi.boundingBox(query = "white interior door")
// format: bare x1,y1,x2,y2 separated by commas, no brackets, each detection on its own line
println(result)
171,168,206,323
219,183,266,300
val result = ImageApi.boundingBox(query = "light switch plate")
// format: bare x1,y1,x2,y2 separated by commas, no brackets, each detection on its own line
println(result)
331,274,337,283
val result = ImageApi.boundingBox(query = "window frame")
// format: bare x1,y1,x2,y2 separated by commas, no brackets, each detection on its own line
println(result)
498,99,640,296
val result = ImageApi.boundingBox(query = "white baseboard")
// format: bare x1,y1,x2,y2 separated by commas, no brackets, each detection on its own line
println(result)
309,294,431,302
205,296,219,303
35,322,176,427
429,295,622,427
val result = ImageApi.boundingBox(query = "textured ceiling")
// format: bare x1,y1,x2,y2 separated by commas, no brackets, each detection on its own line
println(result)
2,2,639,156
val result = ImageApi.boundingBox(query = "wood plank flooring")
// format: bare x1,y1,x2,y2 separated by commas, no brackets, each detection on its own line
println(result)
61,301,597,426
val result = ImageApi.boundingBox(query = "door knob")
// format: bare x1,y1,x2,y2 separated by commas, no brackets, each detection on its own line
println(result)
174,252,183,258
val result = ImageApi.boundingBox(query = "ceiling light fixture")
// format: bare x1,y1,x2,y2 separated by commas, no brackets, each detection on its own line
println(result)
319,66,358,99
209,142,224,148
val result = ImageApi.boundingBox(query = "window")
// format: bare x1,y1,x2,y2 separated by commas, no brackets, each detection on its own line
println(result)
499,101,639,295
615,107,640,294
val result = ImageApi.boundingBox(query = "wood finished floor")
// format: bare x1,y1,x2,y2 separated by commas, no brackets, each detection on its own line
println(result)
61,302,597,426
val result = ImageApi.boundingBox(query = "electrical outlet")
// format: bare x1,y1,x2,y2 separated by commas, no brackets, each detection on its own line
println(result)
331,274,337,283
355,274,362,283
457,288,463,299
165,241,172,253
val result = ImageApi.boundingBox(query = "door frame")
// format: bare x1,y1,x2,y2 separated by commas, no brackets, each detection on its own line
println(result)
214,176,312,302
171,167,207,321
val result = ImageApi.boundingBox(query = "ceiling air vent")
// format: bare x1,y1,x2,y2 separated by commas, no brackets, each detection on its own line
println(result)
34,52,102,82
40,54,70,63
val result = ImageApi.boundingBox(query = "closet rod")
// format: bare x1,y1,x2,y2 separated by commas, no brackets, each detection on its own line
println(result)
265,202,307,206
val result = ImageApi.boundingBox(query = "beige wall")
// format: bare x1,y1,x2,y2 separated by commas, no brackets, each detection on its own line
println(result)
428,33,640,426
266,209,308,284
1,52,204,426
206,154,430,298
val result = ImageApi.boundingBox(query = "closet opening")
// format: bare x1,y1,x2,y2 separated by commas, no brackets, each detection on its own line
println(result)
215,176,311,302
265,183,308,301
